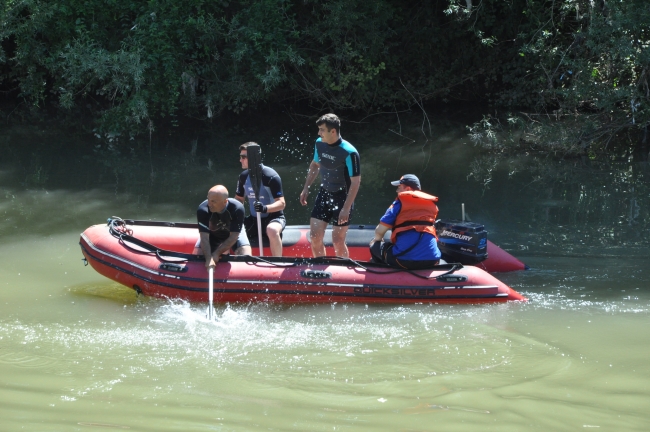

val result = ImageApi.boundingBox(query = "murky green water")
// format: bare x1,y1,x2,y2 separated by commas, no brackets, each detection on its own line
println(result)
1,116,649,430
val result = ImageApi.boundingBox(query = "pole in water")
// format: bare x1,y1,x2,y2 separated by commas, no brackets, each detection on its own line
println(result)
207,266,214,320
462,203,465,222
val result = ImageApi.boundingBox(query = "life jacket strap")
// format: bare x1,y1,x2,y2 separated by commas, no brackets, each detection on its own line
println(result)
392,220,435,230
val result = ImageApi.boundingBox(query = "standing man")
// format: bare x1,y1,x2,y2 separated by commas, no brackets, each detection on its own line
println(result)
193,185,252,268
300,113,361,258
369,174,442,269
235,142,286,256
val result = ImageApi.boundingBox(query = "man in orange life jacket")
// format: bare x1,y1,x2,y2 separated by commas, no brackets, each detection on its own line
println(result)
369,174,442,269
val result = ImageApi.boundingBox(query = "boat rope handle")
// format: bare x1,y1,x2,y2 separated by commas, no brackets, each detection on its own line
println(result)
108,217,200,263
108,216,133,236
239,255,299,267
339,256,463,280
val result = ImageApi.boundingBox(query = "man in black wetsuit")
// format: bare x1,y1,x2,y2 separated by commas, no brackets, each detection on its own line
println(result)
235,142,286,256
299,113,361,258
193,185,251,267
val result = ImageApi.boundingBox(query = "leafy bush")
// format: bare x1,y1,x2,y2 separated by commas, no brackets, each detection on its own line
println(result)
1,0,648,156
446,0,650,154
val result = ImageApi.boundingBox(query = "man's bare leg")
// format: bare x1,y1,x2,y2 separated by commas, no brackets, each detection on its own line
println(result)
266,221,284,257
332,225,349,258
309,218,329,257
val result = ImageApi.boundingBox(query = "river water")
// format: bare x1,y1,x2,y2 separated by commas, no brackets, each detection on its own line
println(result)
1,115,649,430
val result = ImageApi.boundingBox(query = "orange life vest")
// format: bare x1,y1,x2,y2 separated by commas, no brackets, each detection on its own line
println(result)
390,190,439,244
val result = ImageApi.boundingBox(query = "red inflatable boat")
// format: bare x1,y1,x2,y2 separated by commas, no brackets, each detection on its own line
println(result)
79,219,527,304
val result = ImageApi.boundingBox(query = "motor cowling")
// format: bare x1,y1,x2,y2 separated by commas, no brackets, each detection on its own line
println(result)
436,220,488,264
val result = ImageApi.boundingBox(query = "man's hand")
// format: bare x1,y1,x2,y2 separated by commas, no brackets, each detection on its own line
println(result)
205,256,216,269
338,206,351,225
254,201,267,213
300,188,309,206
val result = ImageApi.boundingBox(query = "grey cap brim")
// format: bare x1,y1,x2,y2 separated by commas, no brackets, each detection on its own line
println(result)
390,180,400,186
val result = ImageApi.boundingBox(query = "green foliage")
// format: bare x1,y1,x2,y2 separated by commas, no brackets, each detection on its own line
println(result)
2,0,648,155
1,0,295,133
447,0,650,154
289,0,396,109
2,0,491,133
309,44,386,107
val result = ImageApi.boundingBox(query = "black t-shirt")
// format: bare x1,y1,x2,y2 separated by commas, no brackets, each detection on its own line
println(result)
196,198,245,244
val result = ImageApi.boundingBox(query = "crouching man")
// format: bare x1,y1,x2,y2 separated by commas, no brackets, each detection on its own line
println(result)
370,174,441,270
193,185,252,267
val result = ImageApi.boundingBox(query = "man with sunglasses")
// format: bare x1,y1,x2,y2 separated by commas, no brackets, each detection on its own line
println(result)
235,142,286,256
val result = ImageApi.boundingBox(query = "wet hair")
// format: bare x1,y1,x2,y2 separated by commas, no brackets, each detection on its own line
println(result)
316,114,340,133
239,142,259,152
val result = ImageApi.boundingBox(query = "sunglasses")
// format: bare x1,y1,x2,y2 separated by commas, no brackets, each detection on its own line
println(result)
239,154,247,159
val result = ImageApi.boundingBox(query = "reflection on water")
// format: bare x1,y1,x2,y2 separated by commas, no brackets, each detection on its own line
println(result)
1,115,650,430
465,153,650,257
69,282,139,304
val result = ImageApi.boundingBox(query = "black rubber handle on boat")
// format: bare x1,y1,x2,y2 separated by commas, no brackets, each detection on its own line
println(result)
300,269,332,279
159,263,188,272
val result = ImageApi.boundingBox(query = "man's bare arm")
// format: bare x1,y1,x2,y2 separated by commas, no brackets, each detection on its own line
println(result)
200,232,214,267
300,161,320,206
371,223,390,244
265,196,286,212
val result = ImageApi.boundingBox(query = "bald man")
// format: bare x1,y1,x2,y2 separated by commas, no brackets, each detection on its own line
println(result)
193,185,251,267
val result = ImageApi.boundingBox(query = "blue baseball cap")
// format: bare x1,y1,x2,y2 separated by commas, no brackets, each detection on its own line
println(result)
390,174,421,190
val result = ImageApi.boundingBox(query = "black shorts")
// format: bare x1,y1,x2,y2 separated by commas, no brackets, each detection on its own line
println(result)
244,214,287,239
311,188,353,227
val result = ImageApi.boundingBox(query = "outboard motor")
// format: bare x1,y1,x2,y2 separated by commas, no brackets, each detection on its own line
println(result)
436,220,488,264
